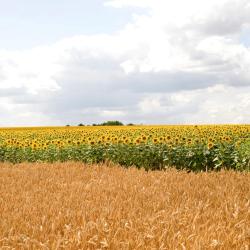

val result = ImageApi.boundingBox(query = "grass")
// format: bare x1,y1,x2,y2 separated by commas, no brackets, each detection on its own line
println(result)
0,162,249,249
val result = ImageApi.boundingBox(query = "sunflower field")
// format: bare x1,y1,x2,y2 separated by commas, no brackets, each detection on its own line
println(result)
0,125,249,171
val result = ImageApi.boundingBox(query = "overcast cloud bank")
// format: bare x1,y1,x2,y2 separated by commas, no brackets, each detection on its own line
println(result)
0,0,250,126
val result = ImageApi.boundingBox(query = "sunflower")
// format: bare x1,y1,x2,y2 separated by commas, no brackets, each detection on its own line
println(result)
207,142,214,150
153,138,158,144
194,138,199,144
32,143,38,150
135,138,141,144
124,139,130,144
166,135,171,140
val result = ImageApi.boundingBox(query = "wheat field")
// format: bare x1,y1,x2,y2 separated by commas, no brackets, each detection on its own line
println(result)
0,163,249,249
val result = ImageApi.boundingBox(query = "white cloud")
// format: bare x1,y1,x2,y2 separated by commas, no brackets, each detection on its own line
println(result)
0,0,250,126
137,84,250,124
138,97,162,114
0,47,61,94
101,110,126,117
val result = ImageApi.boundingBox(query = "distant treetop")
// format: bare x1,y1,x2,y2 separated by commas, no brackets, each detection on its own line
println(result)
101,120,124,126
69,121,126,126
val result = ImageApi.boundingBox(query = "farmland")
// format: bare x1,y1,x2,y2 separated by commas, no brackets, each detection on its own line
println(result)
0,162,249,249
0,125,249,249
0,125,249,171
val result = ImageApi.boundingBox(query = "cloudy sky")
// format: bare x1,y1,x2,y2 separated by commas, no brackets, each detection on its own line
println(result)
0,0,250,126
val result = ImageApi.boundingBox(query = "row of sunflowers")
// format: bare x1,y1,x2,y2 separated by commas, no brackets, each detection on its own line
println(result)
0,125,249,171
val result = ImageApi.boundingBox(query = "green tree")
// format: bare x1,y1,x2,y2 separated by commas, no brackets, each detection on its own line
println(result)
101,121,124,126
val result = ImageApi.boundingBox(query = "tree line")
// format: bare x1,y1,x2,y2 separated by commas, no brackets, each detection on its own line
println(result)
66,121,135,127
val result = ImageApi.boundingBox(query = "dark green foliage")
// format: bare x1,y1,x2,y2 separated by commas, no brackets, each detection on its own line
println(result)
0,141,249,171
100,121,124,126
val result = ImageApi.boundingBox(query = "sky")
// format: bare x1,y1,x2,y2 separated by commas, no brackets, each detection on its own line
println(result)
0,0,250,126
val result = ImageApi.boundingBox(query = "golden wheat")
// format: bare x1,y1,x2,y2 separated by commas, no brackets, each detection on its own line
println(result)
0,163,249,249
